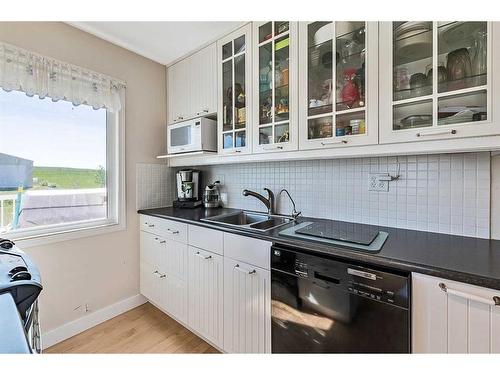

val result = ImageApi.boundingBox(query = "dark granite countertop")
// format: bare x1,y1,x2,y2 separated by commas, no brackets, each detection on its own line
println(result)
138,206,500,291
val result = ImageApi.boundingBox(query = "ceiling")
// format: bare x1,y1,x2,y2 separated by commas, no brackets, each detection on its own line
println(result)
68,22,244,65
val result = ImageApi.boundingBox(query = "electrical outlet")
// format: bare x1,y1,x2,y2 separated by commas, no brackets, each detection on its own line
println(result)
369,173,389,192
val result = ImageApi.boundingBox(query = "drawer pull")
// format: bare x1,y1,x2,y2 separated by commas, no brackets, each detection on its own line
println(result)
154,238,166,244
321,140,348,146
166,229,180,235
153,270,166,278
262,145,284,151
147,224,155,228
416,129,457,137
439,283,500,306
234,264,256,275
195,251,212,260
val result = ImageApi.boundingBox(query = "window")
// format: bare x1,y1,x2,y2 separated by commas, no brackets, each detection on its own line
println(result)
0,89,124,239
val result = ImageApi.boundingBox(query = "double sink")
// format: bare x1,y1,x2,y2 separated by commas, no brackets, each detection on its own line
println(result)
201,211,295,232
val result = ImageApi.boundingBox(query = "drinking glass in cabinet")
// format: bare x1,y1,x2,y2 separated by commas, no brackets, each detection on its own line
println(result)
438,90,487,126
275,123,290,143
393,21,433,101
234,54,246,128
308,116,333,140
307,22,333,117
393,99,433,131
336,111,366,136
336,22,366,111
235,130,246,148
259,42,272,125
223,132,234,149
259,126,272,145
437,22,487,93
222,60,233,131
275,35,290,122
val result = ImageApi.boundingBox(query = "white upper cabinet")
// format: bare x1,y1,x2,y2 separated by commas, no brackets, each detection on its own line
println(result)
298,22,379,150
252,22,299,153
380,21,500,144
167,43,217,125
218,24,253,155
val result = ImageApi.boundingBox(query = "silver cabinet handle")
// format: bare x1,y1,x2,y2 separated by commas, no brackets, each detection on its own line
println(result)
166,228,179,235
234,264,256,275
147,224,155,228
262,145,284,151
321,139,348,146
195,251,212,260
439,283,500,306
417,129,457,137
154,237,166,244
153,270,166,278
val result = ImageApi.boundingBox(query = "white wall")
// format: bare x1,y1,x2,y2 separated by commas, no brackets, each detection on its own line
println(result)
0,22,166,333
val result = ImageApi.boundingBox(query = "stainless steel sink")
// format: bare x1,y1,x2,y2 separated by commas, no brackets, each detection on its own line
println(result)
201,210,295,232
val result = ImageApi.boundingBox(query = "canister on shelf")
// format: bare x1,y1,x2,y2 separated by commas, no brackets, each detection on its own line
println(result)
350,118,365,135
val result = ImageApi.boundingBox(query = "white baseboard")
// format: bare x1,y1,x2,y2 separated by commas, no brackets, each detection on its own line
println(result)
41,294,147,350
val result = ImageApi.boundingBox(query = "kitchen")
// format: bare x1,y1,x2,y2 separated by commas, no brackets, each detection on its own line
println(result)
1,1,500,372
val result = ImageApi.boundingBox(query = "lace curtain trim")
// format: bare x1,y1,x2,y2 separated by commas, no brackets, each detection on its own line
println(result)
0,41,126,113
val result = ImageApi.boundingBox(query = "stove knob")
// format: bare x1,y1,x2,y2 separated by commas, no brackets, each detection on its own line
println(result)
11,271,31,281
8,266,28,276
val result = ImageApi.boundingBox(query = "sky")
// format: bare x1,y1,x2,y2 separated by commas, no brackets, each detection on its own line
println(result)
0,89,107,169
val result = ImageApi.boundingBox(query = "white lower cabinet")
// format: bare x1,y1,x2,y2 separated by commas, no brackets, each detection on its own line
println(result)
412,273,500,353
139,218,274,353
223,257,271,353
187,246,224,348
139,230,188,324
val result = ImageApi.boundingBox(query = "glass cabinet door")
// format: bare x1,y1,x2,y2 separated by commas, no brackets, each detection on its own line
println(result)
299,21,378,150
380,21,494,143
254,21,298,152
218,25,252,154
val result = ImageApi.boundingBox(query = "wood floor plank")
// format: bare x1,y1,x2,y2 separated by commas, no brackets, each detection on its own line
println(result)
44,303,220,354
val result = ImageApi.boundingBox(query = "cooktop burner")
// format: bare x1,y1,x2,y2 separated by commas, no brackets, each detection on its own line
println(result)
295,221,380,246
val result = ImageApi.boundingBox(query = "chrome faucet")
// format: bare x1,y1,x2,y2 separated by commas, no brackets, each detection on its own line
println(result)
242,188,276,215
279,189,301,219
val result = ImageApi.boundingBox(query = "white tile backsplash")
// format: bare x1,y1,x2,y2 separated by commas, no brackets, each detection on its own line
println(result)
190,152,491,238
136,163,175,210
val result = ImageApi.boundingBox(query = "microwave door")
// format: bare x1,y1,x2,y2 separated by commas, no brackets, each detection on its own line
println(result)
169,121,197,153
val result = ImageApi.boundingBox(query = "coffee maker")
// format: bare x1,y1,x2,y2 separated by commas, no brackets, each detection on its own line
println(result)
174,169,203,208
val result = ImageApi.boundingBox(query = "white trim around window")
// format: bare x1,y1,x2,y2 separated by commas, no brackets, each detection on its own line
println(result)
8,91,127,249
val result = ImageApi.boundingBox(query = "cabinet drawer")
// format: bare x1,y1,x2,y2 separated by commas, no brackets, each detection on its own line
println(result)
223,233,271,270
188,225,223,255
140,215,187,243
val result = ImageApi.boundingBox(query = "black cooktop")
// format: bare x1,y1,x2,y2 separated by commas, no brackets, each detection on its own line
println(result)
295,221,380,245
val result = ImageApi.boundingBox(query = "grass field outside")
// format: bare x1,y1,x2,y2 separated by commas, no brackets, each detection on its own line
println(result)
32,166,106,189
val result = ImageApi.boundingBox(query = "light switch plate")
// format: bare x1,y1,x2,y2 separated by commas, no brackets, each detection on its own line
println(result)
369,173,389,192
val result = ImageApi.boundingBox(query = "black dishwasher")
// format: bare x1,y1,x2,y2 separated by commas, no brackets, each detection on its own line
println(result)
271,244,410,353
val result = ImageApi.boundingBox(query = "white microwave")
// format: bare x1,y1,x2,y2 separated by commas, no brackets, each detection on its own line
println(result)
168,117,217,154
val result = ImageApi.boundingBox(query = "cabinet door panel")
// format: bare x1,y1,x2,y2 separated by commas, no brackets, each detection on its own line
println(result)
187,246,223,348
447,294,468,353
223,257,271,353
166,275,188,325
468,300,490,353
165,239,188,281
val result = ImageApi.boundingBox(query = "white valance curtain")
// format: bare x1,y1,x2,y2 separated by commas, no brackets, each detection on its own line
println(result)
0,42,125,113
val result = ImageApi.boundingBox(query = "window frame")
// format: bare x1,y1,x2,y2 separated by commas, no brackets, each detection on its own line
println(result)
2,91,126,248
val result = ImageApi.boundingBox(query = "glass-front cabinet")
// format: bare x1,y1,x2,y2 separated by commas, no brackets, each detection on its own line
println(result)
252,22,298,153
298,22,378,150
218,24,253,154
380,21,500,143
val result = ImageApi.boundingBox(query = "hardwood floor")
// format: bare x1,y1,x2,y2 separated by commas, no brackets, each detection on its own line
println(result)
44,303,220,354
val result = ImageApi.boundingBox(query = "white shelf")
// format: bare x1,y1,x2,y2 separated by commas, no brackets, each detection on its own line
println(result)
156,151,218,159
166,135,500,167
